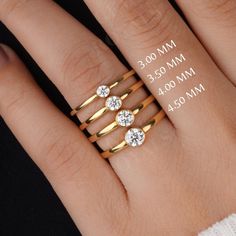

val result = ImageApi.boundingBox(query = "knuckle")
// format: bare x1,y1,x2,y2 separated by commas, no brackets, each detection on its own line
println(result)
0,0,32,20
60,42,112,97
112,0,174,47
38,129,90,180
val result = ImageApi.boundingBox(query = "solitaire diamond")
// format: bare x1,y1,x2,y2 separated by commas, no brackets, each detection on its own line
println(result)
116,110,135,127
96,85,110,98
125,128,145,147
105,96,122,111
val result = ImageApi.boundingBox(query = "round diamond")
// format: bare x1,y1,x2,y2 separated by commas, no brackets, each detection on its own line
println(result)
105,96,122,111
125,128,145,147
96,85,110,98
116,110,135,127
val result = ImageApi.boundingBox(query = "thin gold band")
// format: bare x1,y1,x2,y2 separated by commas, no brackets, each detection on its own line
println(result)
89,95,155,143
79,80,144,130
101,109,166,158
70,69,136,116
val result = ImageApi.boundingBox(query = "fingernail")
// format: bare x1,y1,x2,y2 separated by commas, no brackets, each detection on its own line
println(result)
0,44,9,69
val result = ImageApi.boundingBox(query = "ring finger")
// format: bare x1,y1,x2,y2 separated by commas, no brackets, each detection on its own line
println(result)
0,0,174,193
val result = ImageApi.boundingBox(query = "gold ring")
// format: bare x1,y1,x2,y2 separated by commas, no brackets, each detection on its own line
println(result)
70,69,136,116
79,80,144,130
89,95,155,143
69,68,165,158
100,109,166,158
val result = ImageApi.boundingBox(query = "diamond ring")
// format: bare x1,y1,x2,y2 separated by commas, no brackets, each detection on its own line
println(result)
70,69,135,116
88,95,155,143
79,80,143,130
70,69,166,158
101,109,166,158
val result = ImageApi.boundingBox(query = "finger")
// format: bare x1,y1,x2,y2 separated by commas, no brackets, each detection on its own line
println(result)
0,45,128,235
0,0,161,150
83,0,236,132
0,0,176,202
176,0,236,85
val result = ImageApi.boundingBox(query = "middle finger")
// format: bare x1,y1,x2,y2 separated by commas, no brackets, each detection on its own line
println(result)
83,0,236,134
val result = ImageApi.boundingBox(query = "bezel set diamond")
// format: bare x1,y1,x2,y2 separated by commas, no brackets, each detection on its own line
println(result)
96,85,110,98
125,128,145,147
116,110,135,127
97,85,145,147
70,70,163,158
97,83,148,148
105,96,122,111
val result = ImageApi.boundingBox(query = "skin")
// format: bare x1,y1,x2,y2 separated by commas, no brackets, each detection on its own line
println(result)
0,0,236,235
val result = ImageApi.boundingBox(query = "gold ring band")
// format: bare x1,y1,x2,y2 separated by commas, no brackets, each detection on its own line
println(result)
89,95,155,143
70,69,136,116
69,67,165,158
79,80,144,130
100,109,166,158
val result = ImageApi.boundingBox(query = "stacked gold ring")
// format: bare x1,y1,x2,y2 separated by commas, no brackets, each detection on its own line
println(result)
70,69,136,116
79,80,144,130
70,69,166,158
100,109,166,158
88,95,155,142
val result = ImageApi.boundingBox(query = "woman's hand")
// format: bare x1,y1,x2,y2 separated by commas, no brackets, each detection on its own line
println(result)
0,0,235,235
